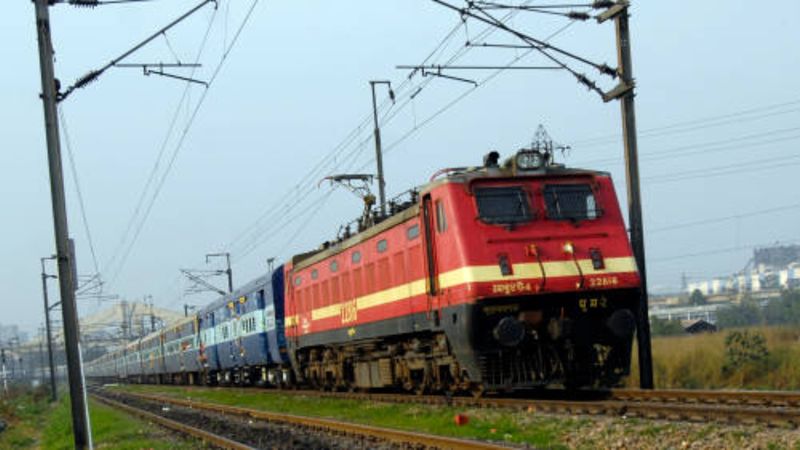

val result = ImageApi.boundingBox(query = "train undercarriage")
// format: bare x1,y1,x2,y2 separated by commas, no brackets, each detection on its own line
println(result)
118,290,638,395
291,288,639,394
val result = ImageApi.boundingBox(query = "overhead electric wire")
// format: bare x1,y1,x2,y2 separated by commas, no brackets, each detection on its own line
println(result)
225,18,476,255
645,153,800,184
274,189,337,261
575,126,800,166
571,98,800,147
103,7,218,283
58,106,102,287
224,77,416,256
377,21,575,163
108,0,261,286
649,203,800,234
230,127,380,262
226,5,533,261
650,239,800,263
236,189,336,261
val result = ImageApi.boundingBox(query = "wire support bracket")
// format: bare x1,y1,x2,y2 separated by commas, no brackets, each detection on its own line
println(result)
57,0,216,102
117,63,208,86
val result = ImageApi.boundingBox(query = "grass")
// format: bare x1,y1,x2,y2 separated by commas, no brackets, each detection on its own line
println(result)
0,387,52,449
41,396,201,450
113,384,800,449
115,384,577,449
627,326,800,390
0,385,199,449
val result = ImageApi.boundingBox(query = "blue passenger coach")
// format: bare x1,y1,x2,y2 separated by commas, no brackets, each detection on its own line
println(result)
163,316,202,384
87,266,291,386
197,266,290,385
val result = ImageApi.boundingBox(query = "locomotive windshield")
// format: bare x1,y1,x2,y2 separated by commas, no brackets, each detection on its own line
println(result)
544,184,600,221
475,186,532,224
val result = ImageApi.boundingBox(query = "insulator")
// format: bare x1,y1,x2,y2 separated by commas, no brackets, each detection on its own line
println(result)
598,64,618,78
74,70,101,89
69,0,99,8
567,12,591,21
592,0,616,8
576,73,597,91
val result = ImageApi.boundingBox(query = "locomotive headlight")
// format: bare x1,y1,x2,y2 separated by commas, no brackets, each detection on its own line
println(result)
515,150,544,170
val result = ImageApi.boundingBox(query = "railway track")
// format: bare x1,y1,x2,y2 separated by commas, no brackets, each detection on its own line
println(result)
113,384,800,428
95,388,512,450
610,388,800,407
91,393,256,450
309,388,800,427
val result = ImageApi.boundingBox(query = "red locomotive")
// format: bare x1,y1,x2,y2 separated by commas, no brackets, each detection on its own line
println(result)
284,147,640,393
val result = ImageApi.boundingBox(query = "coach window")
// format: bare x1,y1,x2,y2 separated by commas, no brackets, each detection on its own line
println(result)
330,260,339,273
435,200,447,233
311,269,319,280
377,239,388,253
407,224,419,240
294,275,302,287
352,251,362,264
256,289,265,308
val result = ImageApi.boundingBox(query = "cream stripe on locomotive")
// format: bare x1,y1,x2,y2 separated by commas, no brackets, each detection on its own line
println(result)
289,256,638,327
438,256,638,289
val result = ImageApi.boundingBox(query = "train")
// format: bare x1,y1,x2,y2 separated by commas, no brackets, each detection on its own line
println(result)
87,146,642,393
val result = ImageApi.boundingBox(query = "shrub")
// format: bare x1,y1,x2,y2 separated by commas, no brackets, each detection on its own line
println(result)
716,300,762,328
722,330,769,379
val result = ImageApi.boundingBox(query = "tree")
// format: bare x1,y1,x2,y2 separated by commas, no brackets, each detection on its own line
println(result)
689,289,707,306
763,289,800,326
650,317,685,336
716,299,762,329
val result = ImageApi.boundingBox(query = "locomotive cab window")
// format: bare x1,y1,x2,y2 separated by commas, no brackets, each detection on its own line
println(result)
474,186,531,224
544,184,600,221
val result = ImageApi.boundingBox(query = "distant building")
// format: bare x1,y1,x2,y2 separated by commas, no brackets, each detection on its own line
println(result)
686,244,800,295
0,324,28,345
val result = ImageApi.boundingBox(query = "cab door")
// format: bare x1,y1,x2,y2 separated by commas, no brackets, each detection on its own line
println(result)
422,194,440,324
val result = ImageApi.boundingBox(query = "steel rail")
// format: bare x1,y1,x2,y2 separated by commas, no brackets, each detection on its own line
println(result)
91,393,257,450
172,385,800,408
114,385,800,428
117,390,512,449
610,388,800,407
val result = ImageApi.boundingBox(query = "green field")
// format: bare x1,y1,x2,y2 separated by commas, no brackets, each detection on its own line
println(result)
0,387,198,449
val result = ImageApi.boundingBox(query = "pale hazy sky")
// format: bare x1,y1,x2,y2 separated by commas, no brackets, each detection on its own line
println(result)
2,1,799,333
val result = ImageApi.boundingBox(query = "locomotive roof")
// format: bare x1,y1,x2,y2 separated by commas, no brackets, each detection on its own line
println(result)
419,164,609,193
292,204,419,270
291,163,607,271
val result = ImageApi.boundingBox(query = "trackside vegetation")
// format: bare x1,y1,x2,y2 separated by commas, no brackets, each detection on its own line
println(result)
43,397,202,449
111,384,800,449
0,386,198,449
629,325,800,390
0,387,51,449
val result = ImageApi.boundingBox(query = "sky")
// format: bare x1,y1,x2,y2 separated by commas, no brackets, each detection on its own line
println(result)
1,1,799,334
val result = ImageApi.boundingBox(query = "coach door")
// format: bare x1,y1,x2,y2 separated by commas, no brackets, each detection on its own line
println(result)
422,195,440,324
